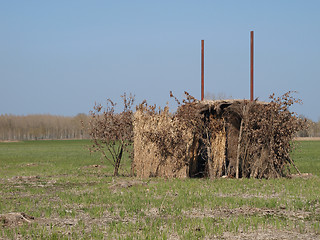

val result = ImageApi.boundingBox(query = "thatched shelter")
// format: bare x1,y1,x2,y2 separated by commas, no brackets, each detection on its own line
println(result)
132,98,303,179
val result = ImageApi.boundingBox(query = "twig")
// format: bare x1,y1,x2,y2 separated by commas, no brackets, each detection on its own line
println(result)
236,118,243,179
159,191,170,214
288,158,301,175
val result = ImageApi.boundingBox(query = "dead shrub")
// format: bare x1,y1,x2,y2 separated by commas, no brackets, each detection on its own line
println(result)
239,92,307,178
87,93,134,176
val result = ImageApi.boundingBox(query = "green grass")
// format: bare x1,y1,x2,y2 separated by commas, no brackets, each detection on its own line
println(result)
0,140,319,239
0,140,104,177
291,141,320,176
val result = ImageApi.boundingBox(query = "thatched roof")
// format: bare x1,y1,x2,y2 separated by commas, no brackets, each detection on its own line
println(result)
199,99,268,112
195,99,269,118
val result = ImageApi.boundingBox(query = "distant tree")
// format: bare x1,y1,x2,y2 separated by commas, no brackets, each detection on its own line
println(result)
0,114,90,141
297,115,310,137
204,91,232,100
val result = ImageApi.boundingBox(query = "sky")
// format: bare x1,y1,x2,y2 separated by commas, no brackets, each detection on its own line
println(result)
1,1,319,121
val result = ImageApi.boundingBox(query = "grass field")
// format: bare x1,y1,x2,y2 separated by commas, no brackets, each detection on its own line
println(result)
0,140,320,239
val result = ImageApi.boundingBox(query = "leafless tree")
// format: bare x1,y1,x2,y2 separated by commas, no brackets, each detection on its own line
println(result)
87,93,135,176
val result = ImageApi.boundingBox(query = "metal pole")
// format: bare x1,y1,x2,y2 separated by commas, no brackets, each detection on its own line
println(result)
201,40,204,101
250,31,254,101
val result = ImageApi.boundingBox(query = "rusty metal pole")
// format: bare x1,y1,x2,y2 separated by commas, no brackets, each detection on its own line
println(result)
250,31,254,101
201,40,204,101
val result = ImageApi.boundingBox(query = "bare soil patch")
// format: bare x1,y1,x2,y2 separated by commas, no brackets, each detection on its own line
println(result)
295,137,320,141
218,228,320,240
5,175,56,188
0,213,34,227
82,164,106,169
182,207,312,221
289,173,314,179
20,163,39,167
108,179,150,192
7,175,40,182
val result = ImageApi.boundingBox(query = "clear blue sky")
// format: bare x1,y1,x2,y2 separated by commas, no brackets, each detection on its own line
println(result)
1,1,319,120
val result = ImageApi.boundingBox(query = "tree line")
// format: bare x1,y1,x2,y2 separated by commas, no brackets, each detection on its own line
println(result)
0,113,319,141
297,117,320,137
0,114,89,141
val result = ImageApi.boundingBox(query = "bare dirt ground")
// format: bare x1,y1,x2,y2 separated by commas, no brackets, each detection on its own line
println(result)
295,137,320,141
0,213,34,227
216,229,320,240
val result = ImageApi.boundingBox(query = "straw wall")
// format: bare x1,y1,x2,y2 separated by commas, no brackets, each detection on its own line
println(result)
132,106,227,178
207,126,226,178
132,108,192,178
